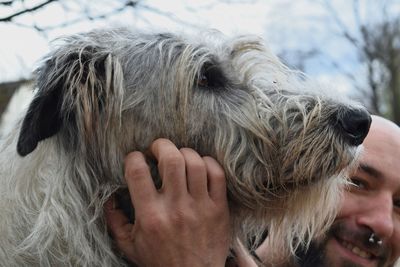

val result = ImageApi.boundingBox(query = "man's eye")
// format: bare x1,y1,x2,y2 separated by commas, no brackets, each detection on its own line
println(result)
349,177,367,189
394,199,400,209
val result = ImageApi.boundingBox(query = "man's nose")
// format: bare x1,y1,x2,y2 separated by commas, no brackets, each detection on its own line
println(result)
357,194,394,240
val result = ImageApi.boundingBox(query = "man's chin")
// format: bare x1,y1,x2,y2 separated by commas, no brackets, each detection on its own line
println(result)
324,236,377,267
299,236,388,267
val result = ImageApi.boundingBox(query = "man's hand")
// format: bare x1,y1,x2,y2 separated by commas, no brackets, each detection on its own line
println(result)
104,139,231,267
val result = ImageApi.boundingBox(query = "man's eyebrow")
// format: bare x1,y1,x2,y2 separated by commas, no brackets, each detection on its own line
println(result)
358,163,382,180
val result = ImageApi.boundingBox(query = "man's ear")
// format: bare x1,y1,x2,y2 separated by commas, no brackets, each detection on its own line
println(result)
17,40,124,157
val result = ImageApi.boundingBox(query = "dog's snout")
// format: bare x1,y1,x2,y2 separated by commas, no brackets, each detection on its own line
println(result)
337,109,371,146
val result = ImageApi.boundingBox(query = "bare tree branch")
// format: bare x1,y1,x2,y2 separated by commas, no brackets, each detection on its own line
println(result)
323,0,400,123
139,3,201,29
0,0,56,22
0,1,14,6
323,0,361,48
0,0,207,34
2,1,141,32
352,0,362,33
31,1,138,32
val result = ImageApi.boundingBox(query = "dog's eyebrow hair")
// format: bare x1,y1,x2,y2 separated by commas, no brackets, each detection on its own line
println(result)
358,163,383,180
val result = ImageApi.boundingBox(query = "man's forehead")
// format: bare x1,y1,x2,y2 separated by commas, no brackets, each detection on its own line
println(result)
368,116,400,141
363,117,400,158
359,118,400,189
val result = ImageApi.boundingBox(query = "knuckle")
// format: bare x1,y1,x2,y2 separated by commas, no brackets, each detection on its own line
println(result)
124,151,144,166
151,138,173,152
203,156,225,179
125,160,149,180
179,147,199,158
180,148,206,171
169,201,200,227
140,212,166,233
214,168,226,180
170,210,199,228
159,153,185,169
153,138,172,145
187,160,206,174
178,147,194,153
213,173,227,188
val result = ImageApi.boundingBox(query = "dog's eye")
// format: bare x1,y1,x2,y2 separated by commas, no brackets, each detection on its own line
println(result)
198,74,208,87
197,63,226,88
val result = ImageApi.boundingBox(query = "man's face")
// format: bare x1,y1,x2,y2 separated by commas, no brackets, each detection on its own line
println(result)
298,117,400,267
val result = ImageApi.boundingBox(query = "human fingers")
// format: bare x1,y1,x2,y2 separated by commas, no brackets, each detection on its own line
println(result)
203,156,227,202
124,151,157,212
150,138,187,197
104,197,134,242
180,148,208,199
104,197,138,264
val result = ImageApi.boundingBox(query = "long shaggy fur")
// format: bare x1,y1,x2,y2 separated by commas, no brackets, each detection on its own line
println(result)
0,28,367,266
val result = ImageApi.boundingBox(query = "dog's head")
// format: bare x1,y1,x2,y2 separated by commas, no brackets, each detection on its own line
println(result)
17,28,370,257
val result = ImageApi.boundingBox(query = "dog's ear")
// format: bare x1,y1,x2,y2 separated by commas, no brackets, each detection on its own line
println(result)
17,42,124,157
17,57,66,156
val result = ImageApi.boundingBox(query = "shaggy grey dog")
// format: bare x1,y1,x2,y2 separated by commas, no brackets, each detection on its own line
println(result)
0,28,370,266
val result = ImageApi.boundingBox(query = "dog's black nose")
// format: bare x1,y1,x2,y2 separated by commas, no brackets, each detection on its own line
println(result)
338,109,371,146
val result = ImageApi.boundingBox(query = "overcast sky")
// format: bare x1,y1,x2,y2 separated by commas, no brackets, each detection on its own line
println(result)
1,0,274,83
1,0,399,94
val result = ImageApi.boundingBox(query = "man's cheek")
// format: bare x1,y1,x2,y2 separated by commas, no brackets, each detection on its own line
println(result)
336,193,358,218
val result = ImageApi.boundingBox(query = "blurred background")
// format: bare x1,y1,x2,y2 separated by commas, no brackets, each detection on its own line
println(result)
0,0,399,125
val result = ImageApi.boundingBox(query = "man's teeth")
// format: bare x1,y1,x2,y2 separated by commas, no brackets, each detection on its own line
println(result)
342,240,372,259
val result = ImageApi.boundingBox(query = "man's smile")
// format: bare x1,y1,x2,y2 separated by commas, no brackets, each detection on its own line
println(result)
330,234,381,267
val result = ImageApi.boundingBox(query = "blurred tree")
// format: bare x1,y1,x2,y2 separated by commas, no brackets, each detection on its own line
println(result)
278,48,320,72
0,0,156,32
0,0,198,115
0,0,143,114
0,0,200,33
324,0,400,124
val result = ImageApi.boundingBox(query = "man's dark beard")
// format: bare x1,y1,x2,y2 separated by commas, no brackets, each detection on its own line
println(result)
294,222,390,267
295,240,368,267
295,240,328,267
